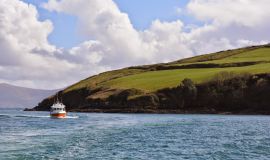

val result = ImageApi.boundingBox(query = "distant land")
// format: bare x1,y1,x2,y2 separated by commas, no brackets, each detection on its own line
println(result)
29,44,270,114
0,83,58,108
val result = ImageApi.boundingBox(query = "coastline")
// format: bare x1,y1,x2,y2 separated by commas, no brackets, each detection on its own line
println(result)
28,73,270,116
24,108,270,115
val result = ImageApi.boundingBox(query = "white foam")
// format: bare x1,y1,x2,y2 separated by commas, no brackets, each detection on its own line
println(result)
0,114,78,119
15,115,50,118
65,116,79,119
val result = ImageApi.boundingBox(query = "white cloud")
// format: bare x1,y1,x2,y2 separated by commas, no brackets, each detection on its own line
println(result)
141,20,193,61
0,0,54,66
0,0,270,89
187,0,270,27
0,0,87,89
43,0,194,65
185,0,270,54
44,0,151,67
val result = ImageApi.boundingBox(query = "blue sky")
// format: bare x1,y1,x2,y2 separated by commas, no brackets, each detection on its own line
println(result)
114,0,190,29
23,0,195,48
23,0,81,48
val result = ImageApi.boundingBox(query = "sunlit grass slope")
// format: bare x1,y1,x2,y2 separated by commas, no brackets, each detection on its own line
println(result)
64,45,270,93
103,63,270,92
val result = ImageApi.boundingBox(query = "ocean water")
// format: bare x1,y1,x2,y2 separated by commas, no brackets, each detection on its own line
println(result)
0,109,270,160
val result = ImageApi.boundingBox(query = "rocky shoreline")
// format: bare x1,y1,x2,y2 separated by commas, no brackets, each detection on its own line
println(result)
24,108,270,115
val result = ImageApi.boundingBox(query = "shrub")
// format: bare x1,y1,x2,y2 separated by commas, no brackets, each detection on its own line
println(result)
180,78,197,108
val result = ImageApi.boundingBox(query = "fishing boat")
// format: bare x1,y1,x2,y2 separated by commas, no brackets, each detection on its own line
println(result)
50,97,66,118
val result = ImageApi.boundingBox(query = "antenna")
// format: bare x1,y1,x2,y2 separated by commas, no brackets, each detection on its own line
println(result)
56,92,59,103
53,94,56,104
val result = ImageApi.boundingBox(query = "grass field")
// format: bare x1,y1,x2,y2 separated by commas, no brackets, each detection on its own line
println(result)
171,48,270,67
64,69,144,92
64,45,270,93
102,63,270,92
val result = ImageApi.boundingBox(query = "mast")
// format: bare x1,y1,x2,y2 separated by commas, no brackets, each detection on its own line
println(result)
56,92,59,103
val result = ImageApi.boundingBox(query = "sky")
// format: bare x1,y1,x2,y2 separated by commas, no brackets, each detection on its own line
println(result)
0,0,270,89
23,0,192,48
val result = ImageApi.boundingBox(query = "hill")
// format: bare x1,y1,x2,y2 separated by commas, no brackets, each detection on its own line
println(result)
30,44,270,114
0,83,58,108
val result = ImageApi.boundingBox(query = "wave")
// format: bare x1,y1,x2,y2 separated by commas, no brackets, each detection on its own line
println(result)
0,114,10,118
15,115,50,118
65,116,79,119
0,114,78,119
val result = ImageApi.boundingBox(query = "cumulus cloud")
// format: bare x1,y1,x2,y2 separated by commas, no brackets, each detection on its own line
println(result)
187,0,270,27
185,0,270,54
44,0,153,68
0,0,270,89
0,0,97,89
43,0,194,65
0,0,54,65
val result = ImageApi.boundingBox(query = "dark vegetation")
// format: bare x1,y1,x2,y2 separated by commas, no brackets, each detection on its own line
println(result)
157,72,270,114
130,61,267,71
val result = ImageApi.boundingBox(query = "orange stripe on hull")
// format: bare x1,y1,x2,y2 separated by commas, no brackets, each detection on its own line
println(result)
50,113,66,118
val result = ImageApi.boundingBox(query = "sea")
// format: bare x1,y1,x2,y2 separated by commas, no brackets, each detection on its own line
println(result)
0,108,270,160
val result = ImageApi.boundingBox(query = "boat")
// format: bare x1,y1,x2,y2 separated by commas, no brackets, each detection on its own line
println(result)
50,96,66,118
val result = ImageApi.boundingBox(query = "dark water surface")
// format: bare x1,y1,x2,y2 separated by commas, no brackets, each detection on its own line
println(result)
0,109,270,159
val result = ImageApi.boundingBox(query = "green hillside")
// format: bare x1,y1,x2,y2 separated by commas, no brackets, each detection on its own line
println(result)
64,45,270,93
32,44,270,114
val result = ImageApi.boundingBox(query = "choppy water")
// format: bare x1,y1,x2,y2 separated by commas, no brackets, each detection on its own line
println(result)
1,109,270,159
